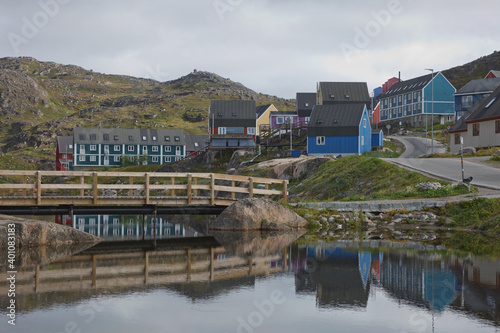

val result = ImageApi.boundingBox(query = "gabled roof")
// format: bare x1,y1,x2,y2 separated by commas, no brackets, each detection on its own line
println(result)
256,104,274,119
210,100,257,127
270,111,297,116
463,84,500,124
73,128,185,145
185,134,209,152
455,77,500,95
318,82,370,105
57,136,74,154
485,70,500,79
296,92,317,117
448,97,486,133
308,104,366,137
380,73,435,98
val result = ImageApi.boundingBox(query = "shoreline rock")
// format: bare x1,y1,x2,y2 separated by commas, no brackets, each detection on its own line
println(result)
0,215,101,248
210,198,307,231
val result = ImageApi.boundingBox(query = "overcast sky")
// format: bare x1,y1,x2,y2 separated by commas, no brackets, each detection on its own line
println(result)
1,0,498,99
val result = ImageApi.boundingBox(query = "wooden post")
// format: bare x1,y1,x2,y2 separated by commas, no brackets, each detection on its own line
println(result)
186,249,192,281
35,265,40,292
187,174,192,205
231,180,236,200
283,180,288,203
210,173,215,205
170,177,175,197
193,177,198,197
36,171,42,205
145,173,150,204
210,247,214,281
265,184,269,199
129,176,134,197
80,176,85,197
93,172,98,205
249,177,254,198
144,251,149,284
23,175,27,197
92,255,97,287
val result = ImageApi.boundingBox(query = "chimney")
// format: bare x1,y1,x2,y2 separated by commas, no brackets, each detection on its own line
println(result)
398,71,401,82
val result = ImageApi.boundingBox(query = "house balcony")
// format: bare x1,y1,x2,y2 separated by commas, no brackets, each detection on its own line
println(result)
212,134,254,139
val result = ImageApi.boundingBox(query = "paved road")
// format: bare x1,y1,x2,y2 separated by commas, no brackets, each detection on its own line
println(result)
393,136,446,158
386,136,500,190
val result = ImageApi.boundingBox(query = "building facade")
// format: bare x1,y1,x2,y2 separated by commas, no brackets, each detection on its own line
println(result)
379,72,456,127
72,127,185,169
256,104,278,136
454,77,500,120
209,100,256,148
56,136,74,171
307,104,371,156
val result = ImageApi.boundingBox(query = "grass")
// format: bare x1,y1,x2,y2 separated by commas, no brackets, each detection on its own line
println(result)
292,155,473,201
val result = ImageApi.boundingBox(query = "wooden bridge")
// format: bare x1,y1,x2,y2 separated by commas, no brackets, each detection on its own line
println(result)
0,170,288,213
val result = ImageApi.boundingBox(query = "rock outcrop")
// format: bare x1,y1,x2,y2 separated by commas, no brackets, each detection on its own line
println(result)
0,215,101,248
210,198,307,231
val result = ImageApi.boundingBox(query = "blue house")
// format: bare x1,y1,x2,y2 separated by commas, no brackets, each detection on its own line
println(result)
307,104,371,156
371,130,383,147
454,77,500,120
379,72,456,127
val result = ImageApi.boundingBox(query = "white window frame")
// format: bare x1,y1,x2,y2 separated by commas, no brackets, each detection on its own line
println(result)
361,136,365,145
114,145,120,151
218,127,226,135
152,156,158,162
247,127,255,135
114,156,120,162
277,117,284,124
363,119,367,128
90,156,97,162
175,146,181,156
152,146,159,152
90,145,96,151
317,136,325,145
165,156,171,163
79,156,85,162
127,145,134,152
165,146,171,152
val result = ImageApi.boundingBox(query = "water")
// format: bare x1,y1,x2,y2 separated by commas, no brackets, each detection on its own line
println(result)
1,216,499,333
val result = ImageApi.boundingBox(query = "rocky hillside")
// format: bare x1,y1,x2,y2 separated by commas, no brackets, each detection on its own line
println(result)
443,50,500,90
0,57,294,170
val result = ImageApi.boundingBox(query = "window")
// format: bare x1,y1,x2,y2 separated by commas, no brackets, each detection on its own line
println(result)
454,134,461,144
175,156,181,161
152,136,157,141
114,145,120,151
363,119,367,128
176,146,181,155
79,156,85,162
462,95,473,108
90,134,96,140
473,123,480,136
130,156,135,161
277,117,284,124
103,134,109,141
247,127,255,134
361,136,364,145
79,134,86,140
165,156,171,163
305,117,310,123
165,146,171,152
194,142,199,147
142,136,147,141
128,145,134,152
114,156,120,162
174,136,180,142
152,146,158,152
218,128,226,134
114,135,119,140
317,136,325,145
90,156,96,162
164,136,170,141
68,144,73,149
305,102,309,107
152,156,158,162
485,97,497,108
80,146,85,154
129,136,134,141
90,145,96,151
496,120,500,134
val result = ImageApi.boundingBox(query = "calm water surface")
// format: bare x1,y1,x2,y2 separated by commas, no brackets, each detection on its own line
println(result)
1,215,499,333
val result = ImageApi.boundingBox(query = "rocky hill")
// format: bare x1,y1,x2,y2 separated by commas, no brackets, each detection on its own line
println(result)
443,50,500,90
0,57,294,170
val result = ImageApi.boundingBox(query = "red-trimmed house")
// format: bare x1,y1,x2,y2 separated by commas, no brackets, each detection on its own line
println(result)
485,70,500,79
185,134,209,158
56,136,74,171
209,100,257,148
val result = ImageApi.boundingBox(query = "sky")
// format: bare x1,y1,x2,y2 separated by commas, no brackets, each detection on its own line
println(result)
1,0,498,99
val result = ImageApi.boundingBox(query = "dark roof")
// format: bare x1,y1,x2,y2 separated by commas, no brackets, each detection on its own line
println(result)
455,77,500,95
463,84,500,123
256,104,273,119
270,111,297,116
296,92,317,117
57,136,73,154
73,128,185,145
318,82,370,105
448,98,485,133
380,73,435,98
308,104,366,137
210,100,257,127
185,134,209,152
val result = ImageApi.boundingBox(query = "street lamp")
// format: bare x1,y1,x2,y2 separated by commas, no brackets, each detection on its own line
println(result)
425,68,434,154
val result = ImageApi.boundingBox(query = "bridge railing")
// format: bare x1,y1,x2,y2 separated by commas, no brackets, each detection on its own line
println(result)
0,170,288,206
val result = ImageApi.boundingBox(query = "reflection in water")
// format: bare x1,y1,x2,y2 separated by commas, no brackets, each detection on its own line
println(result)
0,232,499,332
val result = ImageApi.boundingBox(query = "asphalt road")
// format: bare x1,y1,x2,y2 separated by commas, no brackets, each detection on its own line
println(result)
386,136,500,190
393,136,446,158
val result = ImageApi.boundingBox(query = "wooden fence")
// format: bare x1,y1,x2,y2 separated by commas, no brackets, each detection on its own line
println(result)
0,170,288,206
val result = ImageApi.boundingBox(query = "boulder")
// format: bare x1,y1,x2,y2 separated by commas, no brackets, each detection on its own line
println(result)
0,215,101,248
462,147,476,155
210,198,307,231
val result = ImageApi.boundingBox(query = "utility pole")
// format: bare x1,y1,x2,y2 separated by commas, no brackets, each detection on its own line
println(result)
425,68,434,154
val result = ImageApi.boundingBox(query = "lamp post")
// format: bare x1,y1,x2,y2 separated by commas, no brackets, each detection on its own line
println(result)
425,68,434,154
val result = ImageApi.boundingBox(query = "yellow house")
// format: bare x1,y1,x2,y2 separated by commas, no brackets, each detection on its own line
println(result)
256,104,278,136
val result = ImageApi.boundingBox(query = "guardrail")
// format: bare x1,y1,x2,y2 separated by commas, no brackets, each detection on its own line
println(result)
0,170,288,206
